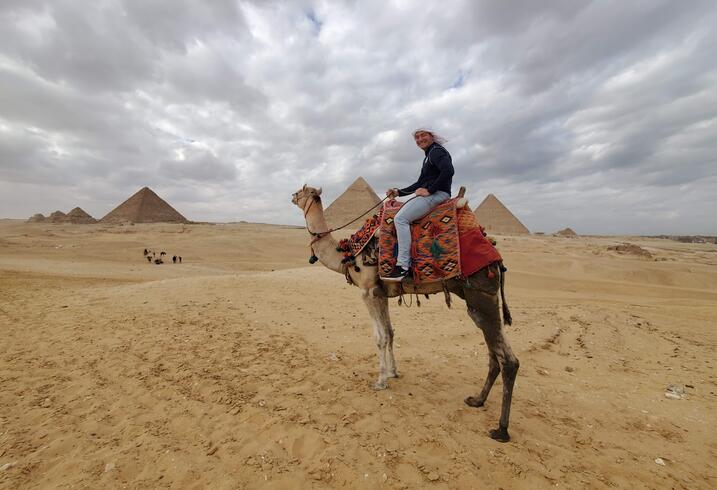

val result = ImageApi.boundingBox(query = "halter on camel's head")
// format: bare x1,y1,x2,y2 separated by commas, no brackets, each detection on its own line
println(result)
293,183,392,238
291,184,323,217
292,185,327,263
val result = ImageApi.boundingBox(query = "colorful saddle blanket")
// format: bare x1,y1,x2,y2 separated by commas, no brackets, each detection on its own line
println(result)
345,198,502,284
378,199,461,282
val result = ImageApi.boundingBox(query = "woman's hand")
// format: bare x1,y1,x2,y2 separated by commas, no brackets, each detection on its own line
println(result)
415,188,430,197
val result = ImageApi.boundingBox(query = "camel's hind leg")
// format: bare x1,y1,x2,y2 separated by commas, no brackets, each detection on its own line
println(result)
462,271,520,442
465,351,500,408
362,290,398,390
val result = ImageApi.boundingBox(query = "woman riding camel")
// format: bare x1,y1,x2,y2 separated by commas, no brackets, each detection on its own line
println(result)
384,128,454,281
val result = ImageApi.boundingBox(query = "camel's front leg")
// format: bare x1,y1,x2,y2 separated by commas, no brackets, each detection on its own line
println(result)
384,319,398,379
362,291,397,389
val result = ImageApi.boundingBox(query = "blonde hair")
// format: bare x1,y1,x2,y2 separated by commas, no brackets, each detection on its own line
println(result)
413,128,447,145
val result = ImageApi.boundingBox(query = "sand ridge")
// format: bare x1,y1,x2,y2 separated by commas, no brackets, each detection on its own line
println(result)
1,220,716,488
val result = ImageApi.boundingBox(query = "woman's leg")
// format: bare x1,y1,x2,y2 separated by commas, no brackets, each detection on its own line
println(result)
394,191,450,270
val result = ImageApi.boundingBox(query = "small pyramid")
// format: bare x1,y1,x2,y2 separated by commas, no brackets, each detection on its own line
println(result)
554,227,577,238
66,207,97,224
48,210,67,223
324,177,381,228
100,187,188,223
27,213,46,223
474,194,529,235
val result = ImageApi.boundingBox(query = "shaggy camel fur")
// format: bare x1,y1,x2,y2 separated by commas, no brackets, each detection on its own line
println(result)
292,185,520,442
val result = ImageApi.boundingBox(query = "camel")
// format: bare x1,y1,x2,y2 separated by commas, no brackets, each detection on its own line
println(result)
291,185,520,442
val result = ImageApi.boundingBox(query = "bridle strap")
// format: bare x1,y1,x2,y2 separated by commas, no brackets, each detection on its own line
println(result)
302,196,329,238
303,194,389,239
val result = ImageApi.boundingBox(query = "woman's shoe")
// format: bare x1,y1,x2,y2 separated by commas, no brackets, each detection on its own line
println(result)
382,265,409,282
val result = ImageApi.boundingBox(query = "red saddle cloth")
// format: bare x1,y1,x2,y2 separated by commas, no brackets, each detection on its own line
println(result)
375,198,502,283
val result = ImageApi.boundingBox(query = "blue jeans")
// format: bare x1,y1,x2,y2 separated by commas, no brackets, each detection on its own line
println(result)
394,191,450,269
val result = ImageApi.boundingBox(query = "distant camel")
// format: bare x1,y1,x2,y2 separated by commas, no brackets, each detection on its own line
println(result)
146,256,152,263
292,185,519,442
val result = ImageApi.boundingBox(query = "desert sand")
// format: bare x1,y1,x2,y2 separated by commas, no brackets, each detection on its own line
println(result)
1,219,715,489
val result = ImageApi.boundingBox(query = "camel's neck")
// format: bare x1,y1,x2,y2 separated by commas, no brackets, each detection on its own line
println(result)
304,200,344,274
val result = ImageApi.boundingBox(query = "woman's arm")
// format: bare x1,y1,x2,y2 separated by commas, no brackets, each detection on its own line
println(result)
398,180,421,196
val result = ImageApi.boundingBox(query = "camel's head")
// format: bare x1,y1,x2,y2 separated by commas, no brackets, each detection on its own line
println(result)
291,184,322,210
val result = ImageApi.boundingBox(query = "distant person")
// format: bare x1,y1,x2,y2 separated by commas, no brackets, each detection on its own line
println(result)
146,256,152,263
172,255,177,263
143,248,148,256
179,256,182,263
383,128,454,281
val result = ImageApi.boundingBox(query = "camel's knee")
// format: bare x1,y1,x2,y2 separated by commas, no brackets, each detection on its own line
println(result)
373,330,388,350
488,358,501,377
385,325,395,343
501,356,519,379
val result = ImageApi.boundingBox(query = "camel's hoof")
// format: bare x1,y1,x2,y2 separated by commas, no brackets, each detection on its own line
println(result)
489,427,510,443
464,396,485,408
372,381,388,391
388,372,400,379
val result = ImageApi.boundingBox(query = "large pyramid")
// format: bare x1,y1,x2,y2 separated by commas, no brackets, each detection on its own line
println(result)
48,210,67,223
324,177,381,228
100,187,188,224
474,194,529,235
66,207,97,224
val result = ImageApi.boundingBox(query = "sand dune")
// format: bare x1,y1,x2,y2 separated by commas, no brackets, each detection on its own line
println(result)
1,220,715,488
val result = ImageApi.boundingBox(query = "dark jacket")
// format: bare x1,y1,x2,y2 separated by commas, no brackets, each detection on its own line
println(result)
398,143,454,196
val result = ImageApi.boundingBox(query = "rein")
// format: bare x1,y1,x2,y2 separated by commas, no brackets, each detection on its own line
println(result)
303,194,388,266
304,195,389,239
303,192,418,266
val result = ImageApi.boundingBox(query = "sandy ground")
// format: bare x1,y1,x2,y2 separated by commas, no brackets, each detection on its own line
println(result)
1,219,716,489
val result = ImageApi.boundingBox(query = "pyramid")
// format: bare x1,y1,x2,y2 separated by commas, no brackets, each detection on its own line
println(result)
554,227,577,238
100,187,188,223
66,207,97,224
27,213,46,223
474,194,529,235
324,177,381,228
48,210,67,223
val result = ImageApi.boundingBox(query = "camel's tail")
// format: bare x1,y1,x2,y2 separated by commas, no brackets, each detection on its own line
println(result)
499,262,512,326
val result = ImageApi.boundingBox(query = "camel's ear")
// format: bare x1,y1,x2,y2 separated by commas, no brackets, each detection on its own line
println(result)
302,184,307,192
316,187,322,196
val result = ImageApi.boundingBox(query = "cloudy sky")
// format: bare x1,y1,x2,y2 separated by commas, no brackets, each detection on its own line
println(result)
1,0,715,234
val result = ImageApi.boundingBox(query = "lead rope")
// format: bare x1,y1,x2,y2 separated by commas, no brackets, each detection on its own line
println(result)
305,195,391,264
305,193,420,264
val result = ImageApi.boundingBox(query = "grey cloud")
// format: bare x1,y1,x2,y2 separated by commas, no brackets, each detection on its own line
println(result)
0,0,715,233
159,148,238,183
121,0,248,52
